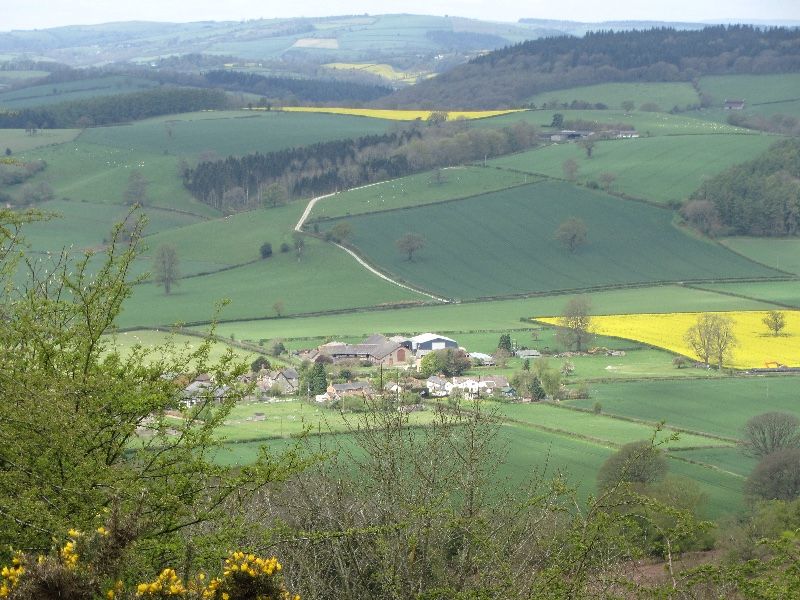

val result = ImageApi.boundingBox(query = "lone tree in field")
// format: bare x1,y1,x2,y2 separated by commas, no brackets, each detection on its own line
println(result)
554,217,588,253
743,412,800,458
329,221,353,244
762,310,787,337
152,244,179,294
562,158,578,181
684,313,737,369
556,295,593,352
597,440,668,490
123,170,148,206
396,232,426,262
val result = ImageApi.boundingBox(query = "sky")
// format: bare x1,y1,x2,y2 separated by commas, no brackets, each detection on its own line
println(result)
2,0,798,31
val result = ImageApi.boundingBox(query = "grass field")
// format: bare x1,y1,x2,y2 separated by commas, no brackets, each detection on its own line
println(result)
478,109,748,136
106,329,257,365
672,447,757,479
20,141,214,217
487,401,723,449
0,75,158,109
279,106,525,120
118,237,427,329
217,400,435,441
0,128,80,153
323,181,781,300
488,134,776,204
307,166,533,220
212,417,743,516
543,311,800,369
695,281,800,308
201,284,777,343
721,238,800,276
528,82,700,112
80,110,394,158
566,376,800,439
698,74,800,107
141,202,304,276
22,200,205,256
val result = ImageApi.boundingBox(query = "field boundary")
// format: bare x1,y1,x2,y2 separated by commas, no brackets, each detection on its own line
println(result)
683,283,800,309
553,402,739,444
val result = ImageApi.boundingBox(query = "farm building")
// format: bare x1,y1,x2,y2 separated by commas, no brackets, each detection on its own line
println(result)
515,349,542,359
310,334,410,365
410,333,459,355
724,99,746,110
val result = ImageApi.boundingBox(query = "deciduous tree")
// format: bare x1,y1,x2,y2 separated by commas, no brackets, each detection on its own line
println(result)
746,449,800,501
763,310,787,337
152,244,180,294
743,412,800,457
556,295,593,352
554,217,588,253
597,440,669,489
123,170,148,206
684,313,737,369
396,232,426,261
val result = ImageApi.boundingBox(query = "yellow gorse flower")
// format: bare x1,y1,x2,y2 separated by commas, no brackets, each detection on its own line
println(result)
0,553,25,598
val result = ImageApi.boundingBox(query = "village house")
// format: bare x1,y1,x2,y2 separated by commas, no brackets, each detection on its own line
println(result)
181,374,229,408
317,381,374,403
257,367,300,395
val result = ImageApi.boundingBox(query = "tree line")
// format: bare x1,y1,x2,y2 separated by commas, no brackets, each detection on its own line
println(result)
686,138,800,236
183,120,540,212
385,25,800,108
0,86,229,129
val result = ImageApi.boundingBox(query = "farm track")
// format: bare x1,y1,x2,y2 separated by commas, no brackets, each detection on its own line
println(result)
296,181,451,304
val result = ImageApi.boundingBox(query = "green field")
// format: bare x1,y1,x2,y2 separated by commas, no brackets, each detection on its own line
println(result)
488,134,776,204
0,128,80,153
479,109,748,136
695,281,800,308
308,166,533,221
217,400,435,441
106,329,257,365
118,237,427,329
141,202,304,276
721,237,800,276
488,401,723,449
212,417,743,516
79,110,393,158
202,284,778,343
698,74,800,107
0,75,158,109
23,200,205,256
323,181,782,300
566,377,800,440
19,141,213,216
528,82,700,111
672,446,757,479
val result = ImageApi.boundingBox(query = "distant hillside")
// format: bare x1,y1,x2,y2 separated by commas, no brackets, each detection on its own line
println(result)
382,25,800,109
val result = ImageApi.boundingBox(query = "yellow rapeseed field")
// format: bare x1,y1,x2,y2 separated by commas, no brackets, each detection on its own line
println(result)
323,62,434,84
278,106,525,120
538,311,800,369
